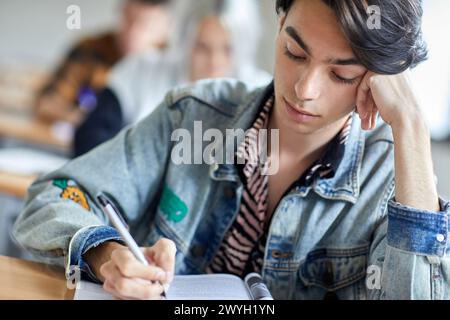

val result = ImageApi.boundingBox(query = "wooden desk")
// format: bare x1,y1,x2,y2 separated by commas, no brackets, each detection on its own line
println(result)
0,256,74,300
0,111,70,151
0,171,37,198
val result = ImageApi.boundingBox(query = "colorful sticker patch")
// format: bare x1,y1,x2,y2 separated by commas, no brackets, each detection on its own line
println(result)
53,179,90,211
159,184,188,223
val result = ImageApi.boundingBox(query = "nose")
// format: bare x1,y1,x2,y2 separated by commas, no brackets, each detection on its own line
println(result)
294,67,321,101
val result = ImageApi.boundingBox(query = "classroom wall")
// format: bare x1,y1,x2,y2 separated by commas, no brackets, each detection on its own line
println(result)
0,0,117,65
0,0,278,73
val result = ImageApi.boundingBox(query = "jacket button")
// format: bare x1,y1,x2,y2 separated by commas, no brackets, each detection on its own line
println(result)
191,245,206,257
272,250,281,258
271,250,293,259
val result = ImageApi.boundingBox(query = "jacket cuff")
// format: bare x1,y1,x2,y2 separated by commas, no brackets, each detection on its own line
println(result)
66,225,123,283
387,198,450,257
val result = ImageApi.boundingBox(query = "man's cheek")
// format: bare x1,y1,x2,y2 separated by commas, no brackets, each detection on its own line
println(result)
338,89,359,113
281,70,298,94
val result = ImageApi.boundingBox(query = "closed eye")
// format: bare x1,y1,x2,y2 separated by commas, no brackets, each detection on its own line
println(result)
331,72,359,85
284,45,306,62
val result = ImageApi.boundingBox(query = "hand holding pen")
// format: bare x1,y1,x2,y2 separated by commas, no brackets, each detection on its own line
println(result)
92,194,176,300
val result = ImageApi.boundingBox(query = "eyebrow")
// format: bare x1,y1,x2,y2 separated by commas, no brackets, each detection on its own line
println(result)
285,26,311,55
285,26,363,66
328,57,362,66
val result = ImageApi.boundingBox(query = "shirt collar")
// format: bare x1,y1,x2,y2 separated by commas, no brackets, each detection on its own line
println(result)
302,115,353,185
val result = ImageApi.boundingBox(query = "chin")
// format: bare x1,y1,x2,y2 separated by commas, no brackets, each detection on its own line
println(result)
288,123,320,135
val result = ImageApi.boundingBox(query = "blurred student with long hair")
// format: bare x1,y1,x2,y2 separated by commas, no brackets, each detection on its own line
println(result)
35,0,173,127
73,0,271,157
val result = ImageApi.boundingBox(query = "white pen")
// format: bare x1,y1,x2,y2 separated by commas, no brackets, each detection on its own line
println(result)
97,193,167,298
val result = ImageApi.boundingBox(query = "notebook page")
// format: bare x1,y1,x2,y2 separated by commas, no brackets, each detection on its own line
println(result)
74,274,251,300
74,281,114,300
167,274,251,300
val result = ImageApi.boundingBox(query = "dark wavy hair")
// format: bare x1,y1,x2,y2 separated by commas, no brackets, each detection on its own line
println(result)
276,0,428,74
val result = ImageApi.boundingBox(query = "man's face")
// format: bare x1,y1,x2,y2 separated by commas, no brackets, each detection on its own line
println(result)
189,16,233,81
118,1,171,55
273,0,367,135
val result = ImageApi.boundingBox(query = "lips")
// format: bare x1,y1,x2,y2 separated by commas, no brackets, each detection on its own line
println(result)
283,98,320,123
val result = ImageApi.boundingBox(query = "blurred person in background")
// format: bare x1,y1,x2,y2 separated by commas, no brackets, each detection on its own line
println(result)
73,0,271,157
34,0,173,127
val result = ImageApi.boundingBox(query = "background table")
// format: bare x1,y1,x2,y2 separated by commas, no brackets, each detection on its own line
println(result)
0,255,74,300
0,111,70,151
0,171,37,198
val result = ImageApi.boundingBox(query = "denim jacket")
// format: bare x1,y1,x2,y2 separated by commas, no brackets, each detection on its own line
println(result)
13,79,450,299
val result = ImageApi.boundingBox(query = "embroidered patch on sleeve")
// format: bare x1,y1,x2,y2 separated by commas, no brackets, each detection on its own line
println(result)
159,184,188,223
53,179,91,211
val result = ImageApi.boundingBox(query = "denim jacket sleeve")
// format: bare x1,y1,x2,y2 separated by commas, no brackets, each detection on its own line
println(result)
12,92,177,282
367,195,450,299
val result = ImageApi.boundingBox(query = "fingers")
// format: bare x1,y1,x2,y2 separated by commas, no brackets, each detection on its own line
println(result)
356,72,378,131
356,72,372,120
99,247,169,300
103,263,163,300
366,91,377,130
144,238,177,284
370,94,378,130
109,248,167,282
110,278,164,300
97,238,177,300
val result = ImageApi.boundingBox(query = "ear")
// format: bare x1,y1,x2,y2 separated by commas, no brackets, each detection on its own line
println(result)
277,12,287,33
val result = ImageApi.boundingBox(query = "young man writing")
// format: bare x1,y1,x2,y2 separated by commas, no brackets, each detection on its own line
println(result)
14,0,450,299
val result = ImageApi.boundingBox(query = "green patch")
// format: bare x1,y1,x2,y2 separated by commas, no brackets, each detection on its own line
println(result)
159,184,188,223
53,179,68,189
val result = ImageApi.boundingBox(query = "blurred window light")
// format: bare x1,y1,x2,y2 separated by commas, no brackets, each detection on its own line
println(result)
412,0,450,140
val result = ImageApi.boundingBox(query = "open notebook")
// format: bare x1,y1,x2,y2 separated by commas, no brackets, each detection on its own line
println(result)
74,273,273,300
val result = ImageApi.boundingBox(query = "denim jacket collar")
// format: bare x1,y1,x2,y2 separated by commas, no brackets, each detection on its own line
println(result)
312,113,365,204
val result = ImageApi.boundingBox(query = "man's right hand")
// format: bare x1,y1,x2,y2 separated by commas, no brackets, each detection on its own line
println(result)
84,238,176,300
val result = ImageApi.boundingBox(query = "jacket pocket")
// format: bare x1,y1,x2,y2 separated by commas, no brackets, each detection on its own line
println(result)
145,212,202,274
299,243,369,292
145,212,187,253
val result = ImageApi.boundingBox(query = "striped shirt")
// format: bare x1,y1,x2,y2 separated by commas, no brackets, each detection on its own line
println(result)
206,95,352,277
